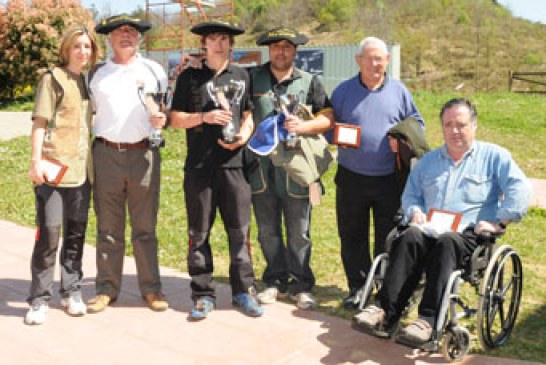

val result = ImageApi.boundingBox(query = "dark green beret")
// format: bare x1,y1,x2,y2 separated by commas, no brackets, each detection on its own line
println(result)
95,14,151,35
256,27,308,46
190,20,245,36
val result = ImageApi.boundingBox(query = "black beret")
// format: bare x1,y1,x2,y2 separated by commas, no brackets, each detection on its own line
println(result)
95,14,151,35
256,27,308,46
190,19,245,36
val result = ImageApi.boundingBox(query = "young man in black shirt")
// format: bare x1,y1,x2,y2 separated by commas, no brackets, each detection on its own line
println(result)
170,20,263,320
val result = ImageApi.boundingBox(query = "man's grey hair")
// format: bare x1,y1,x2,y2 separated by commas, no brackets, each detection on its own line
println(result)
358,36,388,55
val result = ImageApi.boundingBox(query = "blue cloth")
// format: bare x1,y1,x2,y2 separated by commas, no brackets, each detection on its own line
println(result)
248,113,288,156
402,141,531,229
329,75,424,176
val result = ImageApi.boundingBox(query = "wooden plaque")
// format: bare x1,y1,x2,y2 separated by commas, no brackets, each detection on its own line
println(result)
333,123,361,148
41,156,68,186
427,208,463,232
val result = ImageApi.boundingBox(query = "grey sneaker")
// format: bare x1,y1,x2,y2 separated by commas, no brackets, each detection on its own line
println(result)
398,318,433,345
353,305,385,328
257,287,287,304
24,303,48,325
291,292,315,310
61,295,87,316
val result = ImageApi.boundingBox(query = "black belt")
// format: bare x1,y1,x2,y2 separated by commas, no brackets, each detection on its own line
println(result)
95,137,149,151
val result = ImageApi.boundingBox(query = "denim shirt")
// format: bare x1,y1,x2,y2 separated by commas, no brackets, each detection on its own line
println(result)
402,141,531,230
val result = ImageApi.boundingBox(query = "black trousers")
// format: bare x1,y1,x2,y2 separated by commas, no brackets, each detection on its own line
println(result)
29,181,91,305
184,167,256,301
378,226,478,324
335,166,400,292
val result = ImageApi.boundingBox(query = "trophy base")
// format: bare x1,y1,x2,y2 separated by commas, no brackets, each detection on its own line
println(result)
149,138,165,148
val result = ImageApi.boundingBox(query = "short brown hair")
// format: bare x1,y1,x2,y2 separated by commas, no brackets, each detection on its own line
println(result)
200,32,235,47
59,25,100,69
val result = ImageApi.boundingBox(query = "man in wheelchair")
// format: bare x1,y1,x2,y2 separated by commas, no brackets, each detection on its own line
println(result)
353,98,531,347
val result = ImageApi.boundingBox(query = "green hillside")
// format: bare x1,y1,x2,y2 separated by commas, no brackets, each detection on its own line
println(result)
233,0,546,92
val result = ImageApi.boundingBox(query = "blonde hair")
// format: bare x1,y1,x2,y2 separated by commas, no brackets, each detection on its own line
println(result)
59,25,100,69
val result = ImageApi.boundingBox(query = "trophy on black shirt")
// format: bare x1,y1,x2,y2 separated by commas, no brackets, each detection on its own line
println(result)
207,79,245,144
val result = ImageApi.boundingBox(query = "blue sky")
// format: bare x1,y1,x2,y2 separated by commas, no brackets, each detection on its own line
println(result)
80,0,546,25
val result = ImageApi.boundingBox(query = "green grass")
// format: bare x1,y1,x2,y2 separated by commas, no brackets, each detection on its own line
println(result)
1,92,545,362
0,95,34,111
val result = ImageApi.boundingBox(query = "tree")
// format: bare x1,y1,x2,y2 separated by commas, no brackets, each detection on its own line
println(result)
0,0,94,99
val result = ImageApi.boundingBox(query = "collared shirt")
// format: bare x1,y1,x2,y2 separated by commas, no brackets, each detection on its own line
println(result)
402,141,531,230
90,53,168,143
330,74,424,176
170,62,252,170
263,62,332,115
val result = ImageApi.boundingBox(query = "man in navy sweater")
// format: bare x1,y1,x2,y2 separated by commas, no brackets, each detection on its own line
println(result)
330,36,424,310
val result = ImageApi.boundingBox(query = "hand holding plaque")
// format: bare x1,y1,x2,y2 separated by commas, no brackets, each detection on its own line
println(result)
333,123,361,148
207,79,245,144
409,208,463,237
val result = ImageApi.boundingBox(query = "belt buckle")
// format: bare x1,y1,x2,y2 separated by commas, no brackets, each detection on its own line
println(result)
116,142,127,152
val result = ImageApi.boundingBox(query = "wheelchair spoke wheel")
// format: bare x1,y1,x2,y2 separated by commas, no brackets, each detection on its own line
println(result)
442,327,470,362
477,245,523,350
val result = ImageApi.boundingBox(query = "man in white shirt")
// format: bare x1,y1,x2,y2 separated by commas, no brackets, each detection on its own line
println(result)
87,14,168,313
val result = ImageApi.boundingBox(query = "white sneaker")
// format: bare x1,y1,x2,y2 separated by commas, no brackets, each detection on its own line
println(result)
257,287,287,304
61,295,87,316
24,303,48,325
291,292,316,310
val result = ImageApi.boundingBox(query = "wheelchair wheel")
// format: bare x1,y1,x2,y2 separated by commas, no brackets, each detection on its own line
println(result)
442,327,470,362
477,245,523,350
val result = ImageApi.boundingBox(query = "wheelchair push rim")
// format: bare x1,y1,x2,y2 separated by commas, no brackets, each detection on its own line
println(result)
477,244,523,350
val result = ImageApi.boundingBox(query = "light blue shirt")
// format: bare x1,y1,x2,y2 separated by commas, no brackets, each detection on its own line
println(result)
402,141,531,229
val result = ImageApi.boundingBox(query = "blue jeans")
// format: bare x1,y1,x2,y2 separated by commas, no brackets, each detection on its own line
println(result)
252,189,315,295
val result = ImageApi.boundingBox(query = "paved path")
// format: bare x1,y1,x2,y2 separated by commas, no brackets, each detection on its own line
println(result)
0,111,32,141
0,219,542,365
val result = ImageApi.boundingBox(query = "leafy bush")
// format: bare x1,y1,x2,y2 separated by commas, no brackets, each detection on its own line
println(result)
0,0,94,99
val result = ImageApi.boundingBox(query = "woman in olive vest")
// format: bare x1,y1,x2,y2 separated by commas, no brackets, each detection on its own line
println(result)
25,25,100,325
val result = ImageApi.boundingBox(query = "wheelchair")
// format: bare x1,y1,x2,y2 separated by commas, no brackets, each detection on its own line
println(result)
355,226,523,362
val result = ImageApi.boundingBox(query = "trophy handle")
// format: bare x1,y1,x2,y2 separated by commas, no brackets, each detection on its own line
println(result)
232,80,245,107
298,89,306,104
206,81,219,107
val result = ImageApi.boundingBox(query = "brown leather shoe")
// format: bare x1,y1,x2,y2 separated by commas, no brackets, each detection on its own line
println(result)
87,294,113,314
144,292,168,312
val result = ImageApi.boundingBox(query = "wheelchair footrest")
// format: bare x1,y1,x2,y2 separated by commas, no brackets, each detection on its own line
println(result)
395,336,438,352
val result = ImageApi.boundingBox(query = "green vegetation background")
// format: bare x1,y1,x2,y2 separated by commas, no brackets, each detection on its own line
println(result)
1,92,545,362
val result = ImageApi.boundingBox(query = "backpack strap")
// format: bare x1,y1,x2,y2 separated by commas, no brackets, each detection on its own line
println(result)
86,61,106,97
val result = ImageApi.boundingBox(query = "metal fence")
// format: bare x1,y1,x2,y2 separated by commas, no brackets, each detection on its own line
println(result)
147,44,400,95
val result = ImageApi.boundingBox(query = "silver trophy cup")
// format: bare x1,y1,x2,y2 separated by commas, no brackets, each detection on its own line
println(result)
270,89,306,149
207,79,245,144
138,85,169,148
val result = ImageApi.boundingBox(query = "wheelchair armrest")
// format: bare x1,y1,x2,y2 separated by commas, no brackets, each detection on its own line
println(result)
476,229,505,245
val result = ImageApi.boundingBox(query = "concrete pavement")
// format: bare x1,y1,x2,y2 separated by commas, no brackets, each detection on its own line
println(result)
0,111,32,141
0,219,542,365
